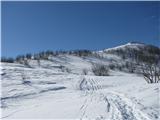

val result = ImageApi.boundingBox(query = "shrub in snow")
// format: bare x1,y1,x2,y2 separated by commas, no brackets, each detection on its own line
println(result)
65,68,71,73
92,64,109,76
82,69,88,75
108,64,116,70
125,61,135,73
24,59,32,68
60,65,71,73
21,70,32,85
70,50,92,57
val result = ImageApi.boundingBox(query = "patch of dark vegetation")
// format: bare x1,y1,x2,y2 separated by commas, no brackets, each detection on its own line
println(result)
82,69,88,75
1,57,14,63
92,64,109,76
15,49,94,62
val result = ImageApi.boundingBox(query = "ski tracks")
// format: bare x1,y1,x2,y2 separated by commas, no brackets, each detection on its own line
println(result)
78,77,151,120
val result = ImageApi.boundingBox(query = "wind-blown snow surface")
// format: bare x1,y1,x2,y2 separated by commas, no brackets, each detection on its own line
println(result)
1,55,159,120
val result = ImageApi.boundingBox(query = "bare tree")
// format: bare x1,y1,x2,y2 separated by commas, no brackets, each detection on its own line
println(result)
141,63,160,83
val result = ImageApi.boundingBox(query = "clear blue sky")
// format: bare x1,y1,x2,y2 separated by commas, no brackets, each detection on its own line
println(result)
2,1,160,57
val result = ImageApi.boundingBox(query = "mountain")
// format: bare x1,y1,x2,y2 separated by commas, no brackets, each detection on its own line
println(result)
1,42,159,119
1,42,160,76
102,42,160,56
99,42,160,65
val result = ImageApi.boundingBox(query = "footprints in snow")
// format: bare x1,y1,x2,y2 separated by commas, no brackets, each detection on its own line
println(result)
78,78,150,120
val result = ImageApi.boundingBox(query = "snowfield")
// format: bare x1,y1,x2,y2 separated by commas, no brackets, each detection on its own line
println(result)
1,53,160,119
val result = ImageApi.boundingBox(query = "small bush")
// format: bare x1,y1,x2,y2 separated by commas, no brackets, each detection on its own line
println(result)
92,64,109,76
24,59,32,68
65,68,71,73
60,66,71,73
109,64,116,70
21,71,31,85
82,69,88,75
118,65,122,71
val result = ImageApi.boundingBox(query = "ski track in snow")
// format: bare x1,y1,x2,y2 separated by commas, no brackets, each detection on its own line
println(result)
78,77,151,120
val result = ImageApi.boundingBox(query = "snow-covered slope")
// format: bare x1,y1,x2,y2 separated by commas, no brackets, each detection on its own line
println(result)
103,42,146,52
1,43,160,120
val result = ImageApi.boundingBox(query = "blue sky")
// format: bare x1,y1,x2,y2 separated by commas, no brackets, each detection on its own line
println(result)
2,1,159,57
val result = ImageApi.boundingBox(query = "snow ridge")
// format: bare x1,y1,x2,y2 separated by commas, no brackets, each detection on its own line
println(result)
103,42,146,52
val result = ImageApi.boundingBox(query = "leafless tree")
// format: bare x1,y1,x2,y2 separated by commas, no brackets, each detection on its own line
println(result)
141,63,160,83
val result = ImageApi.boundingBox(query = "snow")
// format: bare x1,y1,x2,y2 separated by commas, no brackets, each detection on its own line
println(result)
103,42,146,52
1,49,159,119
